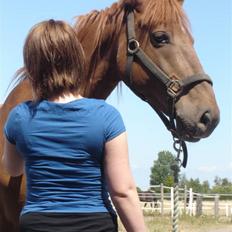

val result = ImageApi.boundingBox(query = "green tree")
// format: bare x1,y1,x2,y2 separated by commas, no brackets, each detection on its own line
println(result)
179,176,210,193
185,178,202,192
214,176,222,186
150,151,175,187
221,178,231,186
211,177,232,196
201,180,210,193
179,174,188,188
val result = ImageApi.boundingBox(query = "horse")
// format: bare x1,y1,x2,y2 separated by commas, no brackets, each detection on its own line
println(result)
0,0,220,231
139,190,159,209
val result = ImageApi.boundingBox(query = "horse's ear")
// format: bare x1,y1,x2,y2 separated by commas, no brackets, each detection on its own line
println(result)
177,0,184,5
121,0,144,13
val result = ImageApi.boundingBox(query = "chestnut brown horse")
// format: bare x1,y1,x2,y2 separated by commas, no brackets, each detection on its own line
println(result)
0,0,219,231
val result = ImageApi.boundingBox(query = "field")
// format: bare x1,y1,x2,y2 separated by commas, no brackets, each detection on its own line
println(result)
119,213,232,232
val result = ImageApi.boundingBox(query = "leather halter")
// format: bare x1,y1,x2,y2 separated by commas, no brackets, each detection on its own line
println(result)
124,11,213,168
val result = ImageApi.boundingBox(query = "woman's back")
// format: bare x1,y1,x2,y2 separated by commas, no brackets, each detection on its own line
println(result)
5,98,125,215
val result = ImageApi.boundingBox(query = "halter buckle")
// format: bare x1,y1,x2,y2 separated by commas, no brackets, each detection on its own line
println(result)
167,80,182,98
128,39,140,55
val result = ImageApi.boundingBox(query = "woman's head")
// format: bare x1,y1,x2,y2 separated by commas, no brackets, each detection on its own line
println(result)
23,19,85,100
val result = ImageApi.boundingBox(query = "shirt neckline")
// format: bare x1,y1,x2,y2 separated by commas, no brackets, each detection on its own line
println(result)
42,97,87,106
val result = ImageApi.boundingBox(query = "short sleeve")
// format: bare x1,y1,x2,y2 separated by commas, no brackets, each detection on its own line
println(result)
4,107,20,145
104,104,126,142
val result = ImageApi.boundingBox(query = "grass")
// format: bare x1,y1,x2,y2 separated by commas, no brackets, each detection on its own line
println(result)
118,213,232,232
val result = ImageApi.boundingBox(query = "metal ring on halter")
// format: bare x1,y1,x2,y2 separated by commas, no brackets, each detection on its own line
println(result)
128,39,140,54
167,80,183,98
173,140,182,152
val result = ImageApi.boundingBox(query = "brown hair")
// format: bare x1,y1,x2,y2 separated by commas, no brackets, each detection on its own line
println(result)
23,19,85,100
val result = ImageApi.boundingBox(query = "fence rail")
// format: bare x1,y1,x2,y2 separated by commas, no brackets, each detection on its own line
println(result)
138,184,232,217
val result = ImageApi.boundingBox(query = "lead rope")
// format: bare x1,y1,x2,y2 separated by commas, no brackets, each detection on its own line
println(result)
171,138,184,232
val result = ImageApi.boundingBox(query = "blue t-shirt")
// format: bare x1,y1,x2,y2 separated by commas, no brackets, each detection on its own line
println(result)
4,98,126,216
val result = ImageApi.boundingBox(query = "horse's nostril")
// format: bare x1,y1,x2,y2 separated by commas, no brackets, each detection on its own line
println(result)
200,111,211,126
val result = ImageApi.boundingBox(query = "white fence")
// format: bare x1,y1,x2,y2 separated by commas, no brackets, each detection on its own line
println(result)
138,184,232,217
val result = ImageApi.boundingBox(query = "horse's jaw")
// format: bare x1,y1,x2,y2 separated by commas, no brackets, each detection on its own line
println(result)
174,86,220,142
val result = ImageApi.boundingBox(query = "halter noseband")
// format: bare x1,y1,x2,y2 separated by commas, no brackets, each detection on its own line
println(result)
124,10,213,168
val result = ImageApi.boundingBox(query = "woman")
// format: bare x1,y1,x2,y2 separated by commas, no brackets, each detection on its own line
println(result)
2,20,146,232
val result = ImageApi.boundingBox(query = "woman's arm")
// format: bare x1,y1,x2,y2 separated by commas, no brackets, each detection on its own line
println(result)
2,138,24,177
104,132,146,232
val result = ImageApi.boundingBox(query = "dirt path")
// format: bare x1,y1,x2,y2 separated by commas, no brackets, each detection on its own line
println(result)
207,227,232,232
190,225,232,232
119,215,232,232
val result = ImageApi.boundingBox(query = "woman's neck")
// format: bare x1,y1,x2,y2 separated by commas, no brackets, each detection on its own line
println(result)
49,94,83,103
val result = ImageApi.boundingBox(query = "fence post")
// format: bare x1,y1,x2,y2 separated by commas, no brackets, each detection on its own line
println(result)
184,185,187,214
171,187,174,217
195,194,202,217
188,188,193,216
214,195,219,218
225,204,231,217
161,183,164,215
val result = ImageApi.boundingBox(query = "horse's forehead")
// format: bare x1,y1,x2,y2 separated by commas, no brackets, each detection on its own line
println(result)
136,12,191,39
135,0,188,31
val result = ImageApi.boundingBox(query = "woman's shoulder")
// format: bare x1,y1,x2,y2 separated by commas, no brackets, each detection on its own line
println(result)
5,101,33,126
8,101,32,115
86,98,119,114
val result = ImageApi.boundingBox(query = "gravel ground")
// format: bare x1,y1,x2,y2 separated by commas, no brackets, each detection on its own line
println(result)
119,215,232,232
180,225,232,232
207,227,232,232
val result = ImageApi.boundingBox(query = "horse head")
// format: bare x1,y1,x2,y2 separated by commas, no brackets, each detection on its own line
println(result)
116,0,220,142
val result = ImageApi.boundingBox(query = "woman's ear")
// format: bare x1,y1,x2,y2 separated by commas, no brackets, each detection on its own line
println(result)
121,0,144,13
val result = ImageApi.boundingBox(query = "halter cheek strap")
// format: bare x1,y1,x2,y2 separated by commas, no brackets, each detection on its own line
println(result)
124,10,213,168
125,10,212,97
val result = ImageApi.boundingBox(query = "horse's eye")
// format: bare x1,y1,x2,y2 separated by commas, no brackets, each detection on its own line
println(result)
150,31,170,48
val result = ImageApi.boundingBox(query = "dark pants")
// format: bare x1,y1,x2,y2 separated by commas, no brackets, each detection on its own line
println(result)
20,212,118,232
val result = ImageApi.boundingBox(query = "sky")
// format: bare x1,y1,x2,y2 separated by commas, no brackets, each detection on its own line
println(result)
0,0,231,190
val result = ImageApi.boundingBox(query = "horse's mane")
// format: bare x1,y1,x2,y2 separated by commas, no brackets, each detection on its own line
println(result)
74,0,190,54
139,0,191,37
74,2,124,49
73,2,125,90
73,0,191,85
